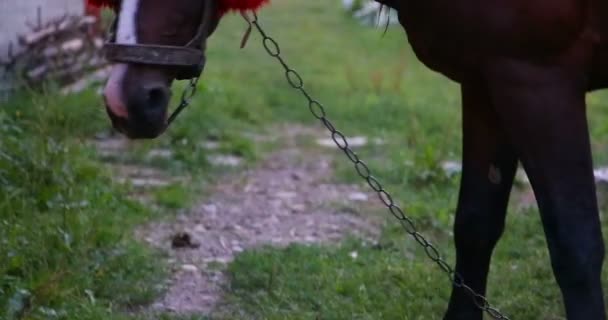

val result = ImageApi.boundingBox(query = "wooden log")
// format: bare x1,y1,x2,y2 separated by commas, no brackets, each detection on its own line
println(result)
7,13,108,90
19,26,57,46
61,66,111,95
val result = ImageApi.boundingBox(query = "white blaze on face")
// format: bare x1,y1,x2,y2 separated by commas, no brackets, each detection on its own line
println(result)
103,0,140,118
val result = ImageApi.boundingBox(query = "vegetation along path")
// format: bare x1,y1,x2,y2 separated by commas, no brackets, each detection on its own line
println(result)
133,125,381,316
4,1,608,319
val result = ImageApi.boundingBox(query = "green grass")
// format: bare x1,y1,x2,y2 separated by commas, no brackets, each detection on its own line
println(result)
4,0,608,319
208,1,608,319
0,89,164,319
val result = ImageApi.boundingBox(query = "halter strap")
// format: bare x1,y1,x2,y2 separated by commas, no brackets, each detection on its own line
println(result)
102,0,217,79
104,44,204,67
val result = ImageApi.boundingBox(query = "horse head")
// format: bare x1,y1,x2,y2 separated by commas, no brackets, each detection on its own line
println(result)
94,0,268,139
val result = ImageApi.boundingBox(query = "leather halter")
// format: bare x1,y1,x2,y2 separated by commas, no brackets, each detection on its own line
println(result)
102,0,217,80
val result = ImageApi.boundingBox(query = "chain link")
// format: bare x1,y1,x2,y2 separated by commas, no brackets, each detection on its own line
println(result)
167,76,200,125
249,13,511,320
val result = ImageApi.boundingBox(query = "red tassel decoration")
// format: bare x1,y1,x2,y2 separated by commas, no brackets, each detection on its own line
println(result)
218,0,269,14
87,0,117,9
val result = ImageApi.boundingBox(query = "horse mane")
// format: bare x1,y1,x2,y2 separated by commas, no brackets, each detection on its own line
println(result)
87,0,270,15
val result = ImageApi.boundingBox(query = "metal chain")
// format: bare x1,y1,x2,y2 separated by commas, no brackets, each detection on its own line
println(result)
167,76,200,125
249,13,511,320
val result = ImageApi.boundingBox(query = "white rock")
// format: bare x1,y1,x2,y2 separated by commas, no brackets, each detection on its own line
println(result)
201,204,218,214
304,236,317,243
595,167,608,183
181,264,198,273
441,161,461,176
316,136,368,148
275,191,298,199
147,148,173,159
131,178,171,188
348,192,369,202
207,155,242,167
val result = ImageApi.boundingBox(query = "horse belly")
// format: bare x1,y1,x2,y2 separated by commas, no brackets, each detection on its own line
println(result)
396,0,588,82
590,44,608,90
589,0,608,90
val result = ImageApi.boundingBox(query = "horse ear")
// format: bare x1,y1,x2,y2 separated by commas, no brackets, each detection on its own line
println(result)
219,0,270,15
87,0,118,9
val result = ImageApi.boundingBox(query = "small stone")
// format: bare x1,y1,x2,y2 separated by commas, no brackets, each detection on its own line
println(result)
316,136,368,148
595,167,608,183
147,148,174,159
128,177,172,188
441,161,461,176
275,191,297,199
166,306,179,312
207,154,242,167
289,204,307,213
204,256,232,264
304,236,317,243
181,264,198,273
151,302,164,309
348,192,368,202
201,204,217,214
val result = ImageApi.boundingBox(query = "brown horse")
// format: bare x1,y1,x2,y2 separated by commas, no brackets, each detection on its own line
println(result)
99,0,608,319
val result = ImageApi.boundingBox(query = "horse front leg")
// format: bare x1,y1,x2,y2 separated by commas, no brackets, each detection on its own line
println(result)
485,59,606,319
444,81,518,320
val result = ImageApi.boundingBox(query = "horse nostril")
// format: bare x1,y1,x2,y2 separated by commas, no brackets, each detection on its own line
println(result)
144,85,170,111
127,84,171,123
124,82,171,138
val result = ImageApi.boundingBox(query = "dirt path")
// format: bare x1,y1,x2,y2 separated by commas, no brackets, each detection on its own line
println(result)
93,122,608,317
123,125,382,316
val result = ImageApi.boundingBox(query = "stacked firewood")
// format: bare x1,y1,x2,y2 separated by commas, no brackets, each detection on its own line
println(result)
2,13,109,94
